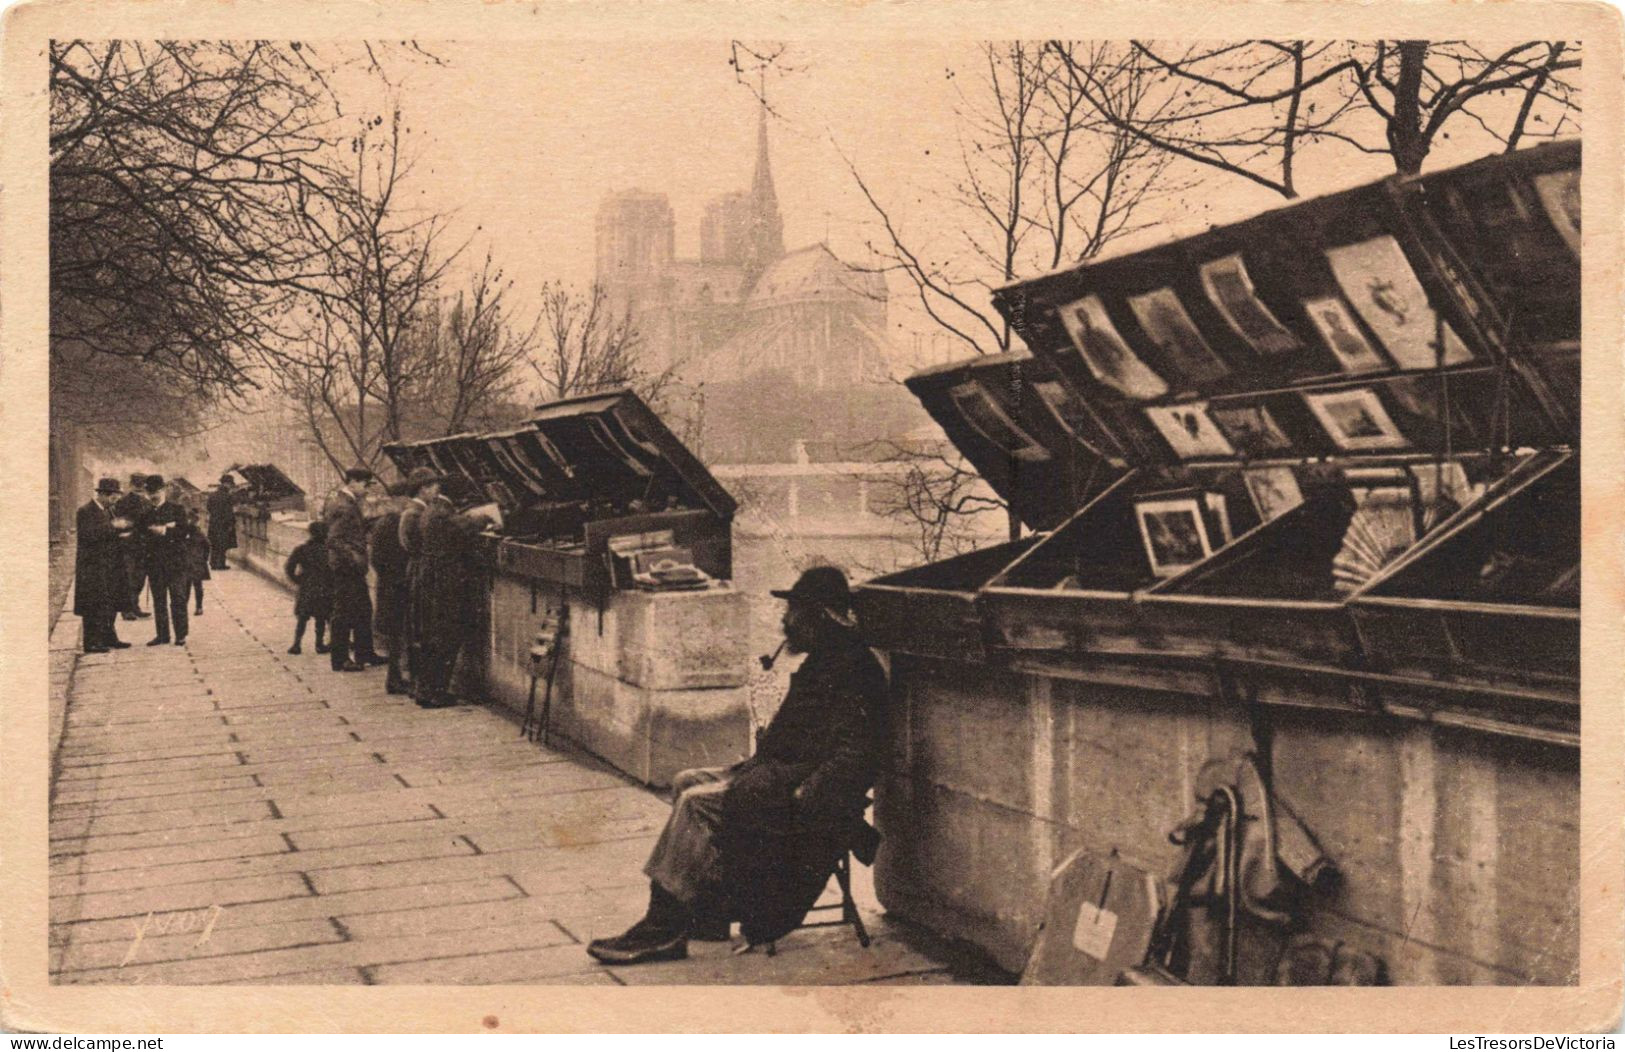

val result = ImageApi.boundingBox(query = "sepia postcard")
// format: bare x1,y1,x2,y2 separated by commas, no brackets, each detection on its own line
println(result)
2,0,1622,1034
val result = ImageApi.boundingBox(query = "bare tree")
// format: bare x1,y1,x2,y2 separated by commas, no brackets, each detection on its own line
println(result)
529,281,673,400
849,43,1178,362
848,42,1175,547
416,253,540,435
1052,40,1581,197
861,441,1009,564
50,41,342,392
285,108,458,473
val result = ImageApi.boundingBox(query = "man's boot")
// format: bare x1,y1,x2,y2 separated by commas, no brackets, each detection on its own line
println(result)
586,883,689,965
688,888,732,942
385,653,409,695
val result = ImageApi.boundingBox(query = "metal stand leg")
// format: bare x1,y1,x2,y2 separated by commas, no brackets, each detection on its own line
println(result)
835,855,870,948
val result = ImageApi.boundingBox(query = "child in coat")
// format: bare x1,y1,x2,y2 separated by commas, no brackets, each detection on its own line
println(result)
285,520,335,654
185,508,211,615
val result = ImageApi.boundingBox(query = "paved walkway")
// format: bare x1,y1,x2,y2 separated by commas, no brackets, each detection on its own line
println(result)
48,564,956,986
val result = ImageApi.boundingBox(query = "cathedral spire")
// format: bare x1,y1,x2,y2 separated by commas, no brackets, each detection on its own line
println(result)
744,103,785,280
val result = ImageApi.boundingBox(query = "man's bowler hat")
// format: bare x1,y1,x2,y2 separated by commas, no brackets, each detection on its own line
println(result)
770,566,854,611
344,466,375,483
96,478,122,495
404,466,444,493
144,474,165,493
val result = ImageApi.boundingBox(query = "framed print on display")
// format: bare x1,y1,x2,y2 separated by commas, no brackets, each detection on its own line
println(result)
1031,380,1112,459
949,382,1051,462
1199,253,1302,355
1127,287,1231,384
1303,295,1389,374
1324,236,1473,370
1144,401,1237,460
1054,294,1169,399
1303,388,1409,451
1208,403,1294,455
1135,496,1215,578
1243,466,1305,523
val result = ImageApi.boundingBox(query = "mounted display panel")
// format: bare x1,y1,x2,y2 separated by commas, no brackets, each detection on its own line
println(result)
858,142,1580,739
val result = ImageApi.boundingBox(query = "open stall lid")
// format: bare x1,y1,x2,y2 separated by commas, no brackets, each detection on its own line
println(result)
528,389,736,519
966,139,1579,479
225,463,304,498
904,351,1128,532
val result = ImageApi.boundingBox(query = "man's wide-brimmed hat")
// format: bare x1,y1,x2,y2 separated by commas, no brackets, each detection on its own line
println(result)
770,566,854,612
96,478,122,495
219,473,236,485
404,466,443,492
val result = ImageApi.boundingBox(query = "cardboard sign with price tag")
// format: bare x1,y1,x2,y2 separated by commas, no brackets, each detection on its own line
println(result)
1021,849,1161,986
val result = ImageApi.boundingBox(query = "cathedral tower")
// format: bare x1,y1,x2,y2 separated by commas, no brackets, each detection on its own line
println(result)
742,107,785,283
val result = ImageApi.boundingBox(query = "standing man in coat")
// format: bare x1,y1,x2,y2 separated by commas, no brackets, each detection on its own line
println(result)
586,567,887,965
324,467,383,672
75,479,133,653
396,467,439,695
206,474,239,570
369,481,414,695
412,487,494,708
143,476,193,646
113,471,152,620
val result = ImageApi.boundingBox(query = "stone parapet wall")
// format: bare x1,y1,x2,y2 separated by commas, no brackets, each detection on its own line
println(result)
485,574,752,788
873,653,1579,985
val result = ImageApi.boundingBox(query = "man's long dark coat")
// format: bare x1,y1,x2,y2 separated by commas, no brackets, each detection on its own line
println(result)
413,497,485,646
369,508,410,642
205,486,238,553
719,631,887,944
112,490,150,607
144,500,193,583
74,499,122,618
323,489,371,624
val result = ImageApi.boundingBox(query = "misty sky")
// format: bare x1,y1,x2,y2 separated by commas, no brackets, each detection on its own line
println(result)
340,40,1569,362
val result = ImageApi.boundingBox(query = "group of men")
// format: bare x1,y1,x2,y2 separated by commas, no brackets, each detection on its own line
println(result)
319,465,492,708
73,473,217,652
75,462,894,964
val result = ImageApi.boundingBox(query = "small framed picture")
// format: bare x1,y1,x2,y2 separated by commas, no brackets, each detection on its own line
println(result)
1324,236,1472,370
1199,253,1301,356
1127,287,1230,384
949,382,1051,462
1243,467,1305,523
1303,295,1388,374
1209,403,1294,455
1144,402,1236,460
1135,497,1215,578
1303,388,1409,451
1031,380,1112,460
1054,294,1169,400
1532,169,1581,257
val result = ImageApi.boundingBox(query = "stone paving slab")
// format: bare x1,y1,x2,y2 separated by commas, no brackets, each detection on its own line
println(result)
49,563,956,987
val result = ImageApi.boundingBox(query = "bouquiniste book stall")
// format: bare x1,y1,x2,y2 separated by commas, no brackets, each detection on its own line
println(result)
853,141,1581,984
383,390,751,787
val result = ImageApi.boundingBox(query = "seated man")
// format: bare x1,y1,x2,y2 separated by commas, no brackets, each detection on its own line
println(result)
587,566,887,965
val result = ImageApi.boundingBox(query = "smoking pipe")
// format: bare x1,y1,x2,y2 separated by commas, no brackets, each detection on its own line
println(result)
759,640,787,671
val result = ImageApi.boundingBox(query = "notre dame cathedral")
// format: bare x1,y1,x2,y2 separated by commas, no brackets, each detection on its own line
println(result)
593,110,924,464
